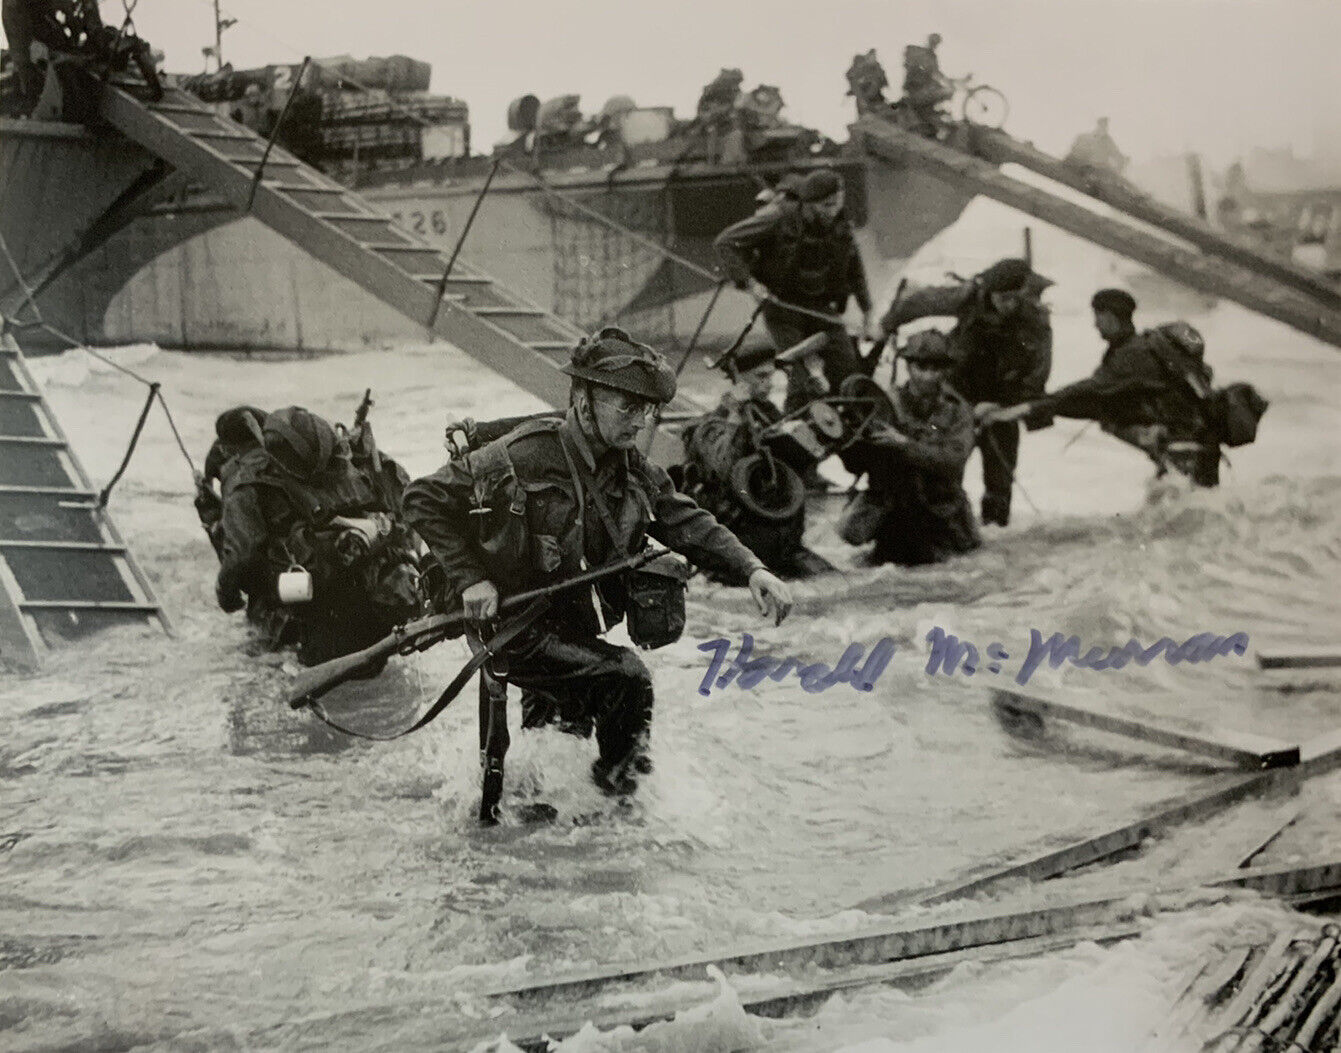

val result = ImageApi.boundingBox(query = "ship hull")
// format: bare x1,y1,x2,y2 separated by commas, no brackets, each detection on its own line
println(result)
1,123,975,354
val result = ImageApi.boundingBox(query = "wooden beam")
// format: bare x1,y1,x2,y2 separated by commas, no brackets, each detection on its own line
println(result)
855,118,1341,350
873,725,1341,912
476,860,1341,1050
1257,648,1341,670
992,688,1300,770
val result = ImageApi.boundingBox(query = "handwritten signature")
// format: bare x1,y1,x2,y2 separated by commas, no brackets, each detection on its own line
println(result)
697,634,897,697
696,627,1250,695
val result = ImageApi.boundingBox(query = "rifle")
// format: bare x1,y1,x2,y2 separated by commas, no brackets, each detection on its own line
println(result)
287,545,668,711
862,277,906,376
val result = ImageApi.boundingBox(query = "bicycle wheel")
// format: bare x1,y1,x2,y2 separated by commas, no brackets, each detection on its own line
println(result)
962,86,1008,129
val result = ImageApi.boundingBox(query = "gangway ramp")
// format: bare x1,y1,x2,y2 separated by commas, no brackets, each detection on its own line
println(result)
94,83,705,416
970,127,1341,314
854,117,1341,351
0,333,170,669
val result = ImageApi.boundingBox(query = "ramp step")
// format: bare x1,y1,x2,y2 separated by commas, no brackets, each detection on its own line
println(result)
471,306,546,317
20,599,159,612
0,485,97,497
0,436,63,447
0,390,42,401
1,539,127,552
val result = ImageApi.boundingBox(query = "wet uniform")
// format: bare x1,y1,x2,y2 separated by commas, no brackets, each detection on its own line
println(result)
403,412,762,771
843,381,980,566
217,448,417,661
1024,323,1220,486
882,280,1052,525
715,198,871,411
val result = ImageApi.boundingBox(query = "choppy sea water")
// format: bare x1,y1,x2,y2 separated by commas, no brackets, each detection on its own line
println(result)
5,224,1341,1051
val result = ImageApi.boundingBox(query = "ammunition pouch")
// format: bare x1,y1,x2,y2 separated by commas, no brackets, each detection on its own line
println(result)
624,552,689,650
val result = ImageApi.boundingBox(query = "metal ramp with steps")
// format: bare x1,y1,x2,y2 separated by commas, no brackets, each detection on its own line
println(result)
854,117,1341,351
93,82,704,416
0,333,170,670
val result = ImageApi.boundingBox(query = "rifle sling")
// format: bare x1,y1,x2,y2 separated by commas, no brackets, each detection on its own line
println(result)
300,598,549,741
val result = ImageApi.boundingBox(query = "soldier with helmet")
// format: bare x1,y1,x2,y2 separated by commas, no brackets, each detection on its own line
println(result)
402,327,792,797
838,330,980,566
214,405,422,663
881,256,1053,526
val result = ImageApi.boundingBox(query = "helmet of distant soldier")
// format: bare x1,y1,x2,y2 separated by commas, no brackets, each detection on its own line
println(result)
561,326,677,404
263,406,337,480
899,329,956,365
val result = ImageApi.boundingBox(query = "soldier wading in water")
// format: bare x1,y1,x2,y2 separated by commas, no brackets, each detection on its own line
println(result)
403,327,793,796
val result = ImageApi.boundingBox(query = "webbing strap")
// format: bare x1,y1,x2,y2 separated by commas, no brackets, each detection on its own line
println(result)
299,598,549,741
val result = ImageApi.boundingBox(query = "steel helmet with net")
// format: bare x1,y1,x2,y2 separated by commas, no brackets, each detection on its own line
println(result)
560,326,677,404
263,406,337,480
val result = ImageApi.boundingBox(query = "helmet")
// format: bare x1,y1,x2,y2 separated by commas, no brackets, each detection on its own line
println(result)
797,168,843,203
263,406,337,480
214,405,267,448
977,257,1034,293
900,329,956,365
561,326,677,404
1158,321,1205,360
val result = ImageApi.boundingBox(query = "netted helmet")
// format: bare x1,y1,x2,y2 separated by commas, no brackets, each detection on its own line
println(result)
561,326,677,404
263,406,337,480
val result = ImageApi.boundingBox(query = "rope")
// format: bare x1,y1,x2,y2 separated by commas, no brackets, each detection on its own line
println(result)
0,229,199,486
97,382,158,508
674,280,726,379
978,425,1041,516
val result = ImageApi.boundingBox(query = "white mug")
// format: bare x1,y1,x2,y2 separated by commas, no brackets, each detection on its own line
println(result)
277,567,313,604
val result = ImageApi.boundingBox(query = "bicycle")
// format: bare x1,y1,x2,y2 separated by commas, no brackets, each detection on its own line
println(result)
942,73,1009,129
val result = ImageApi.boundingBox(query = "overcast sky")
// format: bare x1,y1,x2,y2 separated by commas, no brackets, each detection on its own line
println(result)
11,0,1341,166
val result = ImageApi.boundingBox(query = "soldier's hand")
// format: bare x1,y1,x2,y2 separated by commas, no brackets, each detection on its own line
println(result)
748,568,793,626
973,401,1001,423
215,578,244,614
462,580,500,624
870,423,909,446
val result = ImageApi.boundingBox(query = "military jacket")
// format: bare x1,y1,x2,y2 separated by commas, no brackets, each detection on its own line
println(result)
882,281,1053,404
402,413,763,635
1025,326,1212,438
714,200,873,313
862,381,979,553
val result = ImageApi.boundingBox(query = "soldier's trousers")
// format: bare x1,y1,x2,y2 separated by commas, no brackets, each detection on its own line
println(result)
506,630,654,768
761,301,863,414
976,420,1019,527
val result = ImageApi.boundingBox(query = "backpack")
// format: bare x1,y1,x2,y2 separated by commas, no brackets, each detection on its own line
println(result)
1206,382,1270,447
1145,324,1268,447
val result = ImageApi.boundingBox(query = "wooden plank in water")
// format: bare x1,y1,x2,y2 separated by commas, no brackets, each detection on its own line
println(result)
992,688,1300,770
870,767,1283,911
479,861,1341,1050
481,922,1143,1053
1257,648,1341,670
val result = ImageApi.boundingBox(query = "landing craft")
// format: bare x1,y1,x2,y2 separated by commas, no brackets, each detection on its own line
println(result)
0,52,978,355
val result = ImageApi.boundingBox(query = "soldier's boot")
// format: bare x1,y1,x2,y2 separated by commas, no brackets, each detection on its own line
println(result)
981,493,1011,528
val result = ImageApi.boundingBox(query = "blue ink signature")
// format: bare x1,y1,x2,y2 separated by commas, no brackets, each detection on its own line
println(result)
698,634,897,697
1013,629,1250,686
